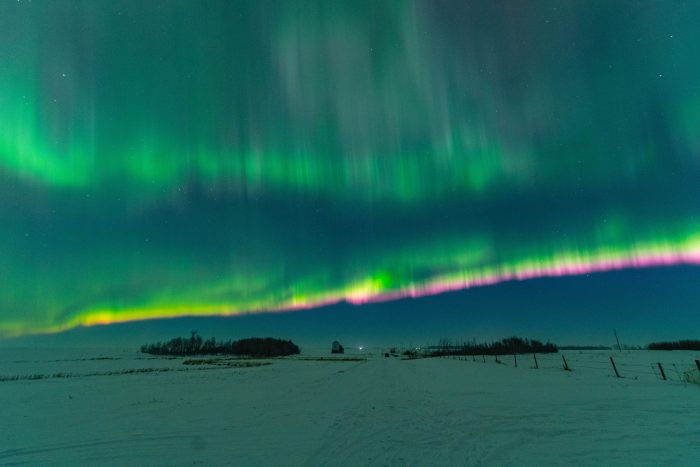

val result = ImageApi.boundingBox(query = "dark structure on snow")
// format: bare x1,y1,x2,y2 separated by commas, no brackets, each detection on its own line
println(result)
331,340,344,354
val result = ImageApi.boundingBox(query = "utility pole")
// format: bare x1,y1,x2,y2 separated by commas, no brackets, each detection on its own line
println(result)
613,330,622,352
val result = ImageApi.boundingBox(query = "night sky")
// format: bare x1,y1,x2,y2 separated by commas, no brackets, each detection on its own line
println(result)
2,1,699,341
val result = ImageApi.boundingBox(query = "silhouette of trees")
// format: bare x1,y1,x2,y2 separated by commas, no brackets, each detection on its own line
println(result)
140,332,300,357
648,340,700,351
429,336,557,357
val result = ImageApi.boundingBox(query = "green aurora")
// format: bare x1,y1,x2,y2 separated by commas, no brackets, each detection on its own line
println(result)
2,0,700,337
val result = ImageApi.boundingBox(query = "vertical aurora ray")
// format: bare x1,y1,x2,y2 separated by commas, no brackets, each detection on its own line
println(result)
1,1,700,337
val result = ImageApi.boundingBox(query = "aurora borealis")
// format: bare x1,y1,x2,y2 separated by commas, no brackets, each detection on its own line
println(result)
2,1,700,338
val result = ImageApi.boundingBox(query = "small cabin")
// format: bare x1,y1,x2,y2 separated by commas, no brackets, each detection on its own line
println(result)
331,340,344,354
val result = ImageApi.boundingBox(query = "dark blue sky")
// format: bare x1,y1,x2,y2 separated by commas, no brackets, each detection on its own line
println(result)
2,1,700,340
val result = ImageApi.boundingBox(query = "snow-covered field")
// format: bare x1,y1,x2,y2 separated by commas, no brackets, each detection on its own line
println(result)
1,347,699,466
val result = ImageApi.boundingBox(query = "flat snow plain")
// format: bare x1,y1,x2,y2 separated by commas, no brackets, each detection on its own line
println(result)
1,347,699,466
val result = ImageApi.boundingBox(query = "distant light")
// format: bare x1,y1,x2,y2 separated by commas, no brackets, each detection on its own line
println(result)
359,346,363,350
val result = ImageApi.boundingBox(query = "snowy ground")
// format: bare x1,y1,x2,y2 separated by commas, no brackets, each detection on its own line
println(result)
1,347,699,466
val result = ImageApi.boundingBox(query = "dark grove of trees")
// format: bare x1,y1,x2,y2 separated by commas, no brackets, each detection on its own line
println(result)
431,336,558,357
647,340,700,351
141,332,300,357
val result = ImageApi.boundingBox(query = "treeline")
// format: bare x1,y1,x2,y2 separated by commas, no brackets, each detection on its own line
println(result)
647,340,700,351
141,332,300,357
431,336,557,357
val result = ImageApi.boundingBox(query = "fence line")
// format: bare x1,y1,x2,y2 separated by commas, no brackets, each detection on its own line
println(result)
438,351,700,384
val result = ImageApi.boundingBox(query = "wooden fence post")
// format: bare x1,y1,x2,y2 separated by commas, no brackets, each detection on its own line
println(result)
514,353,517,368
657,362,666,381
562,354,570,371
610,356,620,378
533,353,539,369
695,359,700,372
